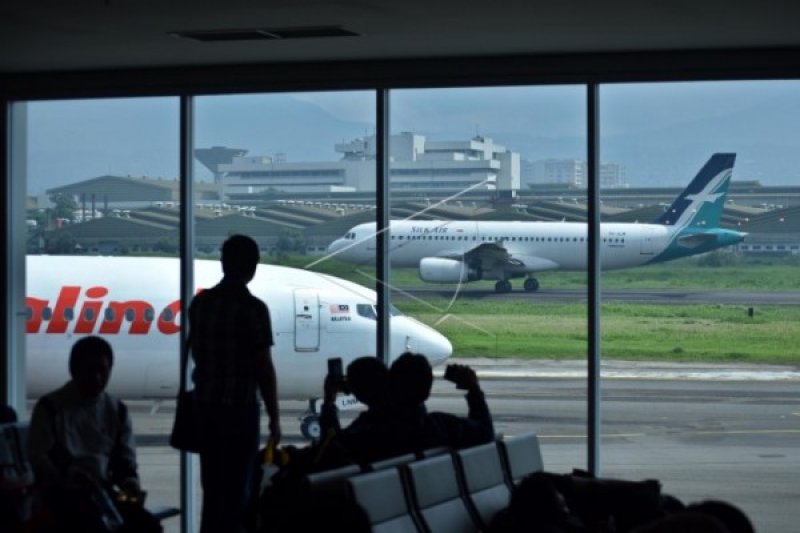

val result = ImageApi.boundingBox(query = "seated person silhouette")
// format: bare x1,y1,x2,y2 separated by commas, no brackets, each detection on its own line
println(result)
316,356,396,468
319,356,390,436
389,352,495,453
312,353,493,470
27,336,160,533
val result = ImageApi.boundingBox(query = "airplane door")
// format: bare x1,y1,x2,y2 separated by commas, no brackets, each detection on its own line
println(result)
293,289,320,351
640,228,657,255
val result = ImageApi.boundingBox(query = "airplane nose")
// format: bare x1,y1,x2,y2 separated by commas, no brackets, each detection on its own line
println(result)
416,325,453,368
327,238,346,256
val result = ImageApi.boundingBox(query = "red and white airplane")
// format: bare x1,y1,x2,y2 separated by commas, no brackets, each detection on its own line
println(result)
24,256,452,437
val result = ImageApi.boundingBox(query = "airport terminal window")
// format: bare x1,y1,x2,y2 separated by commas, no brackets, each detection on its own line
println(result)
7,74,797,533
390,85,588,473
17,96,183,527
599,80,799,532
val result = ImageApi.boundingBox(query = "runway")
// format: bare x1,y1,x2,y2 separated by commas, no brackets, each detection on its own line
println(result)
130,358,800,533
394,287,800,305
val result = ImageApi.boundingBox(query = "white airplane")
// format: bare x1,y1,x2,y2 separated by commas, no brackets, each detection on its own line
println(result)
24,256,452,438
328,153,747,293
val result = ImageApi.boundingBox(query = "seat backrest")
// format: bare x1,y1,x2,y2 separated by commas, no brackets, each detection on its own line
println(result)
420,446,450,459
456,442,510,528
0,422,35,528
0,422,34,489
305,463,362,497
498,432,544,486
370,453,417,472
404,454,478,533
348,468,421,533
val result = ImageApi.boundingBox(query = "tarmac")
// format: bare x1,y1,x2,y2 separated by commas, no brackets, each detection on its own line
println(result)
442,357,800,382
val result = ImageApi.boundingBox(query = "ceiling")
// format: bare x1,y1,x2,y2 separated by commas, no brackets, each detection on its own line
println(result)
2,1,799,74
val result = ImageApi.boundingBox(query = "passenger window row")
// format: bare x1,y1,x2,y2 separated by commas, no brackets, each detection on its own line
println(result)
26,306,171,323
392,235,623,243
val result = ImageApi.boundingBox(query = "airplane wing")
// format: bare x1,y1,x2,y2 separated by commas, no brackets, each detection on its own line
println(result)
439,242,560,273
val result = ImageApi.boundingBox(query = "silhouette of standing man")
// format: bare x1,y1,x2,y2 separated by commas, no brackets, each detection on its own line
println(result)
189,234,281,533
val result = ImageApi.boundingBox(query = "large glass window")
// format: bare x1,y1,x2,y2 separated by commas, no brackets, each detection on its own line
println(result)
388,86,589,470
193,91,378,446
600,81,800,532
6,75,799,533
19,97,182,529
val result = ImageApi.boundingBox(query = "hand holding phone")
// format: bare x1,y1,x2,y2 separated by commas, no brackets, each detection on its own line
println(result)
443,364,478,390
326,357,349,395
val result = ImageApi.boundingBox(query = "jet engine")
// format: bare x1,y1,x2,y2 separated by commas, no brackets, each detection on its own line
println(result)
419,257,481,283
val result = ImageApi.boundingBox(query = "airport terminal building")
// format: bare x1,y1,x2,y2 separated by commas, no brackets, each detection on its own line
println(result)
207,132,521,197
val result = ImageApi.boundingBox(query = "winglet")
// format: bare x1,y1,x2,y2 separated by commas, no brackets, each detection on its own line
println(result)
654,153,736,229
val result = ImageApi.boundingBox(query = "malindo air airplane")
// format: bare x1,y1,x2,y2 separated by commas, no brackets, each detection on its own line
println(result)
328,153,747,293
25,256,452,438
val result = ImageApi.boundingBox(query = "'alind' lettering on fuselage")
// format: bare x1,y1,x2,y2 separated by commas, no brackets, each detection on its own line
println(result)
26,285,189,336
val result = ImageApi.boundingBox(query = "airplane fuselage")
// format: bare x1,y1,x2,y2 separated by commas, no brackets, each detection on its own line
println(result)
331,219,744,274
25,256,452,400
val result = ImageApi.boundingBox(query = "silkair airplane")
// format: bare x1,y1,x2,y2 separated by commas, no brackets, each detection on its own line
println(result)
25,256,452,437
328,153,746,293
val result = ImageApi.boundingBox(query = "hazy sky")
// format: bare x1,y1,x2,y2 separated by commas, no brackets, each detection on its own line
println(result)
23,80,800,195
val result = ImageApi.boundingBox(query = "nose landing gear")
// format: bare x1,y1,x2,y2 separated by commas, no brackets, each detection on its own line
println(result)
299,398,321,441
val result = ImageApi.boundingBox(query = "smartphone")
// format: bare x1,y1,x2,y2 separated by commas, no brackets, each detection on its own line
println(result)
443,364,458,383
327,357,348,393
327,357,344,380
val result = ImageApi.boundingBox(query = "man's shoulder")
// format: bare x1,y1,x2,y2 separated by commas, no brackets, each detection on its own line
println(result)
190,284,221,305
37,382,72,408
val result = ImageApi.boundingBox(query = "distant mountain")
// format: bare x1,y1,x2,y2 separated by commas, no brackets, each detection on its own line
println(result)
393,82,800,186
194,93,373,163
27,95,373,195
26,82,800,196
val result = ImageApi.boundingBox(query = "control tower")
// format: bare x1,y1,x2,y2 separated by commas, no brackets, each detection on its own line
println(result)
194,146,248,184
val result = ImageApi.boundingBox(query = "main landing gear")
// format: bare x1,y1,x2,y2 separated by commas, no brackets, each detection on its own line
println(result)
523,278,540,292
299,398,322,441
493,277,540,293
494,280,512,293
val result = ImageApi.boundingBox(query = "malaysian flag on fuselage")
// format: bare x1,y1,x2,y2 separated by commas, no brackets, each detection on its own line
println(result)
330,304,350,314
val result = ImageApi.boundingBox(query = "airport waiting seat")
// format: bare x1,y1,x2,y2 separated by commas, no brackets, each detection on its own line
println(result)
347,468,422,533
498,432,544,487
455,441,511,529
419,446,450,459
305,463,362,497
0,421,35,529
369,453,417,472
403,454,478,533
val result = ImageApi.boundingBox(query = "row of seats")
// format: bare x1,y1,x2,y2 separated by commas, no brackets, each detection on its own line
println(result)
304,432,544,533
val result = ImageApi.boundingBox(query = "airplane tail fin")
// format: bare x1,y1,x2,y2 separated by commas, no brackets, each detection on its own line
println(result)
654,153,736,229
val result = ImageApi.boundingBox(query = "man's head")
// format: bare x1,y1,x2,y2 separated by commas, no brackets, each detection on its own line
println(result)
221,234,260,282
346,357,389,408
389,352,433,407
69,336,113,399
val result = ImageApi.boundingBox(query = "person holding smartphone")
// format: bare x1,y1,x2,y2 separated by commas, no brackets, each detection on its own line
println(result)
390,353,495,451
315,356,401,467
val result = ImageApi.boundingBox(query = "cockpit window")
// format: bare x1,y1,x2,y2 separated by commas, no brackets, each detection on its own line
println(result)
356,303,404,320
357,304,376,320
